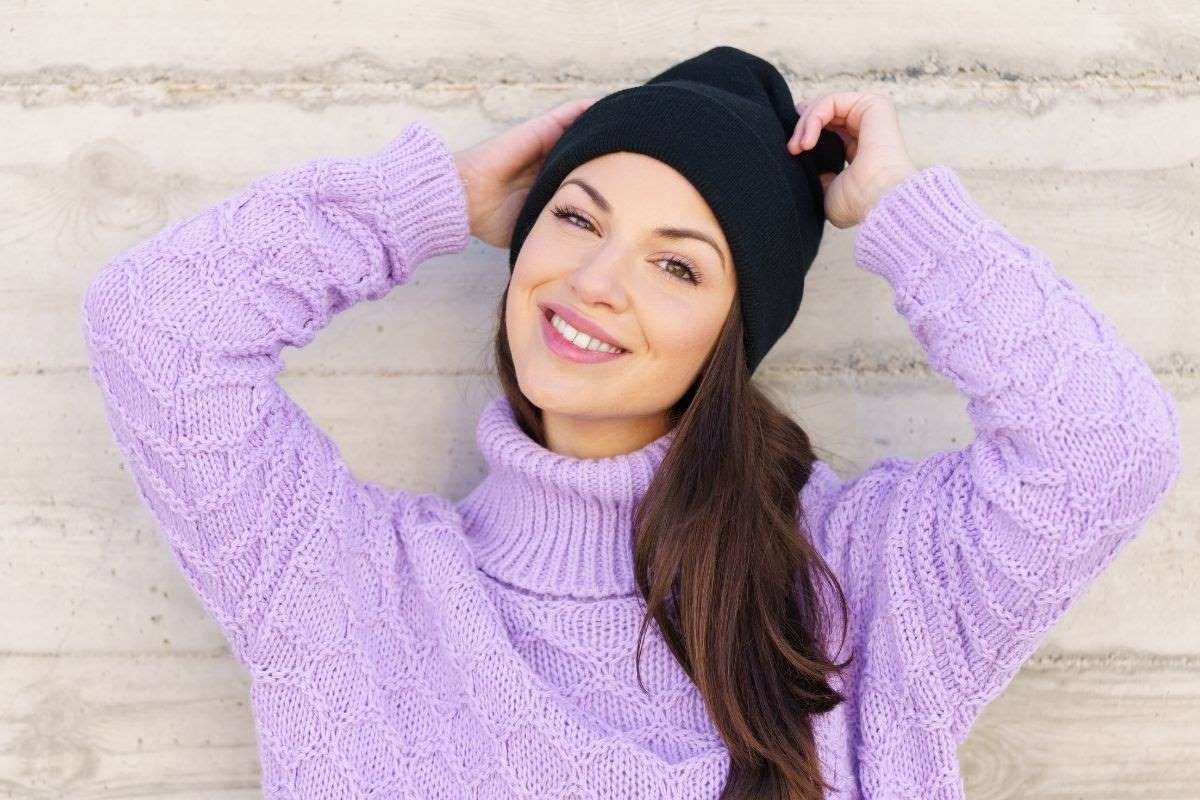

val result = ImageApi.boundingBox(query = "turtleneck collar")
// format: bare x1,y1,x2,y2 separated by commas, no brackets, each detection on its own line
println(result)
454,395,677,600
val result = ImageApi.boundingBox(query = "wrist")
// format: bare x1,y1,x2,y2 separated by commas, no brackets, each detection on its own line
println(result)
852,164,988,286
451,151,477,237
862,163,919,218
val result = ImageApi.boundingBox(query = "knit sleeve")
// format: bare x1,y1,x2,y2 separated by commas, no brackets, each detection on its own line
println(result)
80,121,470,667
817,165,1182,741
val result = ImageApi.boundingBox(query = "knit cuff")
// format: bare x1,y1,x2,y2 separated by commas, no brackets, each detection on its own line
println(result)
320,120,472,275
852,164,990,289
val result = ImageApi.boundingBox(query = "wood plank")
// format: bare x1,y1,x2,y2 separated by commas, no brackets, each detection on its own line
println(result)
4,1,1198,77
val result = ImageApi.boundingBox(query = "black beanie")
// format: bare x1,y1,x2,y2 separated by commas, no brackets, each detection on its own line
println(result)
506,45,847,375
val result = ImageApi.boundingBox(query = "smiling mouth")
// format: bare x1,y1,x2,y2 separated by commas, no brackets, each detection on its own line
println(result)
542,306,628,354
538,307,630,364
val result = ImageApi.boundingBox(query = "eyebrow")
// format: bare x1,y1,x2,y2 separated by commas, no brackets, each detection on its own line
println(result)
561,177,727,272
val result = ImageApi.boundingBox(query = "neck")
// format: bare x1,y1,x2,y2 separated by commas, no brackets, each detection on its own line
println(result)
542,406,673,459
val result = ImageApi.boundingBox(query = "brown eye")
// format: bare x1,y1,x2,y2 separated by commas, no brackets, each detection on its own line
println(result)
653,255,701,285
550,205,595,231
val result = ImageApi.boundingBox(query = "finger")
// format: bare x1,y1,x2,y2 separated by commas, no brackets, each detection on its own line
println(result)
790,90,838,152
788,101,808,152
529,96,598,154
546,95,600,128
790,94,827,152
544,95,599,138
800,91,872,150
800,95,832,150
499,96,600,171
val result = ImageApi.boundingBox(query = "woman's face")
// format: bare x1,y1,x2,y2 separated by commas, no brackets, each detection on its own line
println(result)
506,151,737,421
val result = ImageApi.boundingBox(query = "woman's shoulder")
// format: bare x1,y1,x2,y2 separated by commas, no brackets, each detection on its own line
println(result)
802,458,844,502
377,485,470,544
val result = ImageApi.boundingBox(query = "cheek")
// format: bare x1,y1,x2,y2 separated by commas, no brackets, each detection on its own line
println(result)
510,235,574,302
506,246,559,352
643,302,723,364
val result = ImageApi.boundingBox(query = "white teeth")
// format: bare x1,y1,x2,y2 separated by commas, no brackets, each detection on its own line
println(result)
550,312,623,354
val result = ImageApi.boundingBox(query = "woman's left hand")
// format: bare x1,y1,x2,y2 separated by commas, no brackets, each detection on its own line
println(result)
786,91,919,229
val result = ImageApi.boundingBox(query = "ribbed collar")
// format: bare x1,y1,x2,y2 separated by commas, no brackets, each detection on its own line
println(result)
455,395,677,600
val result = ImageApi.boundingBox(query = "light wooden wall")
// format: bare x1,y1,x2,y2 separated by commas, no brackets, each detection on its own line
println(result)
2,2,1196,796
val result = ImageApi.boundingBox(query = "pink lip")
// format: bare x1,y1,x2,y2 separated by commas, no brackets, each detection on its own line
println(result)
540,302,626,350
539,305,629,364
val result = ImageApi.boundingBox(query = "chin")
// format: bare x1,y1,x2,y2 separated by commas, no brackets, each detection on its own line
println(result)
514,359,605,416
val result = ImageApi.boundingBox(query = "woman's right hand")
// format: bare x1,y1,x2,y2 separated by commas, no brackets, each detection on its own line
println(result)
786,91,919,229
453,97,599,249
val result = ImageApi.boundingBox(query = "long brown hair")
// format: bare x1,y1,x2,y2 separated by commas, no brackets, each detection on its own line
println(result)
491,281,854,799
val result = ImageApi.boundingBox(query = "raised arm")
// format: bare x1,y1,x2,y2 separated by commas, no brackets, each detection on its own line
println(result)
80,121,470,667
813,165,1182,740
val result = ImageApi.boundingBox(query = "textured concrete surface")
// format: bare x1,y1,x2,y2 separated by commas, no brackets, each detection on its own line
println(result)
2,3,1196,796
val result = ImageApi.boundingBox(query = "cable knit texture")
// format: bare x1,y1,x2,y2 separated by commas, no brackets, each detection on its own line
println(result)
81,120,1182,799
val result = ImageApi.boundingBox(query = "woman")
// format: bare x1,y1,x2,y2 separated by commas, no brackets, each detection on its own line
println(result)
81,46,1180,800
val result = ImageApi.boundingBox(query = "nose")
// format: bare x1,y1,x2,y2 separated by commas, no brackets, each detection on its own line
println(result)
566,240,631,313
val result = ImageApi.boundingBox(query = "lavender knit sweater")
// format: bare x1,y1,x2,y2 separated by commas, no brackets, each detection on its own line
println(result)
81,120,1182,799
